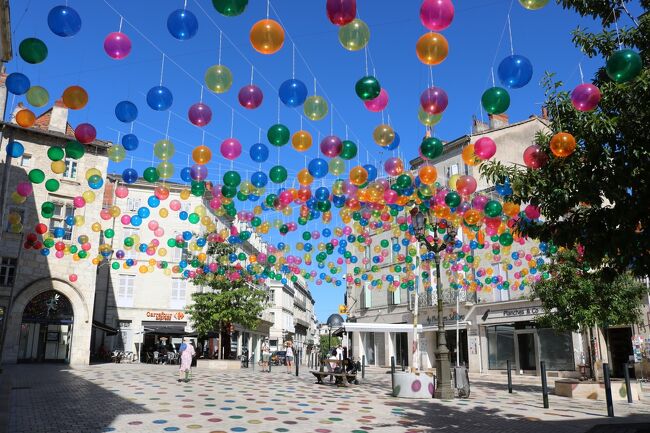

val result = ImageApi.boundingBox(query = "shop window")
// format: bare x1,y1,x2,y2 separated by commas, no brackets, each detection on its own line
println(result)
0,257,17,287
117,274,135,307
487,325,515,369
538,328,575,370
63,158,77,179
361,283,372,309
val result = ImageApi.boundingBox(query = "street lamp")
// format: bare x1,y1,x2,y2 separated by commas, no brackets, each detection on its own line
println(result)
412,209,457,400
326,313,344,355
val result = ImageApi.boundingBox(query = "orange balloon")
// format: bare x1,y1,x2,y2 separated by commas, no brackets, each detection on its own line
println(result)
418,164,438,185
462,144,481,166
464,209,482,226
292,130,313,152
250,19,285,55
503,202,520,218
62,85,88,110
349,165,369,186
192,145,212,164
297,168,314,186
549,132,576,157
416,32,449,65
15,109,36,128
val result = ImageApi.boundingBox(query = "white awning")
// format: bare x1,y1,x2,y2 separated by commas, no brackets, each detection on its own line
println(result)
340,322,423,334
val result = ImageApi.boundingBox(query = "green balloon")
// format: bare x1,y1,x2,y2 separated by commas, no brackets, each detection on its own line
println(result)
304,95,328,121
339,19,370,51
19,38,48,64
154,139,175,161
328,157,346,176
223,170,241,187
112,262,120,270
499,232,514,246
157,161,174,179
236,191,248,201
481,87,510,115
26,86,49,107
420,137,443,160
484,200,503,218
124,237,134,247
188,213,200,224
355,75,381,101
226,207,236,217
108,144,126,163
45,179,60,192
104,229,115,239
267,124,290,146
28,169,45,184
445,191,461,208
340,140,357,160
606,49,642,83
47,147,64,161
519,0,549,10
212,0,248,16
418,108,442,126
70,245,78,254
279,225,289,234
192,181,206,196
266,194,277,206
167,238,176,247
221,185,237,198
65,141,85,159
317,200,331,212
269,165,288,184
395,174,412,189
41,201,55,218
43,238,55,248
78,250,87,259
302,231,311,241
251,217,261,227
143,167,160,183
205,64,233,93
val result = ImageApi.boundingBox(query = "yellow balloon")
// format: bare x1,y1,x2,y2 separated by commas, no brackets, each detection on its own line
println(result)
338,18,370,51
250,19,285,55
297,168,314,186
74,215,85,226
159,208,169,218
349,165,369,186
110,206,121,218
180,189,191,200
416,32,449,65
372,124,395,147
91,222,102,232
449,174,460,190
304,96,328,121
86,168,102,180
51,160,66,174
82,190,96,204
11,192,26,204
194,205,206,216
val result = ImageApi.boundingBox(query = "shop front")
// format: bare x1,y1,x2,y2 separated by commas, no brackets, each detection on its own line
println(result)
141,310,189,360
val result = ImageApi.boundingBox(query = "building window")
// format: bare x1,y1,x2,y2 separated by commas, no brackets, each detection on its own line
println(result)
388,277,400,305
451,163,459,175
171,279,187,309
361,283,372,309
538,329,575,370
364,246,371,271
492,263,510,302
486,325,515,370
117,274,135,307
0,257,17,287
122,228,139,260
20,154,32,167
391,236,399,263
5,207,25,232
268,289,275,304
126,198,141,213
63,158,77,179
49,200,74,241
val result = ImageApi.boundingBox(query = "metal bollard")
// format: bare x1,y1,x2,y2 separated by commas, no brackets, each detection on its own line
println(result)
252,354,255,371
604,363,614,417
391,356,396,394
540,361,549,409
362,355,366,379
623,363,633,403
296,353,300,377
268,356,272,373
507,359,513,394
401,357,405,372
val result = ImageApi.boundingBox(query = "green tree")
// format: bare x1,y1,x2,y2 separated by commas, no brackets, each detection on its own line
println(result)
319,334,341,359
186,241,268,359
480,0,649,277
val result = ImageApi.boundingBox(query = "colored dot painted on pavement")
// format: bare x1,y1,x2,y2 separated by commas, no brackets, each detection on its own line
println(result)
201,412,214,416
236,406,247,410
352,430,368,433
315,429,332,433
225,400,236,402
231,428,247,432
221,407,233,411
187,425,202,429
128,421,143,425
276,411,289,414
283,421,297,425
275,429,289,433
329,417,343,421
163,428,180,432
153,420,168,424
229,415,243,419
248,420,262,424
208,418,223,422
261,407,274,411
101,428,116,432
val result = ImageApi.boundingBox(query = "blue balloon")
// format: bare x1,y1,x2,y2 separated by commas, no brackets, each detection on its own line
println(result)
47,5,82,37
122,168,138,184
386,132,400,151
6,141,24,158
167,9,199,40
115,100,138,123
249,142,269,163
182,231,193,241
122,134,139,151
6,73,30,95
88,176,104,190
364,164,378,182
130,215,142,227
137,207,150,219
41,248,50,256
315,187,329,201
251,171,268,188
497,54,533,89
308,158,328,178
332,195,345,208
65,216,75,226
148,196,160,208
278,78,308,107
53,227,65,238
146,85,173,111
180,166,192,182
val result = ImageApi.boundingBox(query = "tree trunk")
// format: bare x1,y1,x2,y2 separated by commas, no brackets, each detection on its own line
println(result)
586,325,595,380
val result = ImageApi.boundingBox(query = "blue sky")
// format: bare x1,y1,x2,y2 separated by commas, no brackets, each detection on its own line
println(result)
6,0,634,321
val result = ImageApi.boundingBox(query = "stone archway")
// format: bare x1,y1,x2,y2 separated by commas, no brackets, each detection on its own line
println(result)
2,278,91,366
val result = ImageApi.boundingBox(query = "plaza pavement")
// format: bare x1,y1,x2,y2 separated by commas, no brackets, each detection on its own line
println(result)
1,363,649,433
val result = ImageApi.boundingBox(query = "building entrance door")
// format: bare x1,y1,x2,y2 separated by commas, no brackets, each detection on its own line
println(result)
515,331,537,372
395,332,408,367
607,327,634,378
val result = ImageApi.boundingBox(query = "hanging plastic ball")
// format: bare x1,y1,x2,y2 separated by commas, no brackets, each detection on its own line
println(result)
416,32,448,65
167,9,199,40
62,85,88,110
6,141,25,158
250,142,269,162
221,138,242,160
549,132,577,158
28,168,45,183
154,139,175,161
474,137,497,160
65,140,85,159
19,38,48,64
279,78,308,107
122,168,138,184
268,124,290,146
420,0,455,31
418,164,437,185
523,144,548,169
292,130,313,152
250,19,285,55
75,123,96,144
48,5,82,37
304,95,328,121
456,175,477,195
355,76,381,101
308,158,329,178
418,107,442,126
251,171,268,188
238,84,263,109
373,124,395,147
606,49,642,83
320,135,343,157
143,167,160,183
519,0,549,10
326,0,356,26
108,144,126,163
190,164,208,181
384,157,404,176
338,18,369,51
570,83,601,112
205,65,233,93
157,161,175,179
498,54,533,89
269,165,288,184
364,89,388,112
212,0,248,17
6,73,30,95
188,102,212,127
147,86,173,111
115,100,138,123
339,140,357,160
328,157,346,176
26,86,49,107
122,134,139,151
420,86,448,115
51,160,66,174
104,32,132,60
16,109,36,128
348,165,368,186
420,136,443,159
481,87,510,115
192,145,212,164
46,179,60,192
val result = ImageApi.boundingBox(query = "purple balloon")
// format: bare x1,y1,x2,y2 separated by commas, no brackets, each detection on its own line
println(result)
190,164,208,181
420,0,455,31
364,88,389,112
420,86,448,115
319,135,342,158
220,138,242,160
571,83,601,112
104,32,131,60
471,194,489,210
326,0,356,26
188,102,212,127
238,85,263,110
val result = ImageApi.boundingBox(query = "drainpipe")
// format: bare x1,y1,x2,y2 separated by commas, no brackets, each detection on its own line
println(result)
100,177,118,348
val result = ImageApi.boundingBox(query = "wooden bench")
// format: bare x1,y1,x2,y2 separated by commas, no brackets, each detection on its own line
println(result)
310,370,359,387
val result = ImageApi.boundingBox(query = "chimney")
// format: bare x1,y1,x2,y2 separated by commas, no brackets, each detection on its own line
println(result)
488,113,509,129
49,98,69,133
472,115,489,134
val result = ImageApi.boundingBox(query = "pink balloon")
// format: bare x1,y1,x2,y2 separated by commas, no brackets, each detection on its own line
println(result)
209,197,221,209
456,175,477,195
384,157,404,176
319,135,342,157
238,85,263,109
471,194,488,210
148,220,159,231
154,228,164,237
420,86,448,115
16,182,33,197
523,145,548,169
474,137,497,160
115,185,129,199
188,102,213,126
104,32,132,60
73,196,85,208
525,204,541,220
571,83,601,112
220,138,242,160
326,0,356,26
364,88,389,112
55,250,64,259
75,123,96,144
420,0,455,31
121,214,131,225
169,199,181,211
69,274,78,282
100,209,112,220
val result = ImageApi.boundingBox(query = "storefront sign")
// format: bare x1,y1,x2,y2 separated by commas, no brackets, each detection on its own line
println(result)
501,307,543,318
146,311,185,321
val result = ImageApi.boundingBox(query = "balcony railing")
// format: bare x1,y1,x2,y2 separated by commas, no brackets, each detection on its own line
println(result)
408,288,475,310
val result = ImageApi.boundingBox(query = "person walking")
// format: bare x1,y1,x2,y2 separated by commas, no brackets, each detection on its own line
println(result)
178,337,196,383
285,341,294,374
261,341,271,372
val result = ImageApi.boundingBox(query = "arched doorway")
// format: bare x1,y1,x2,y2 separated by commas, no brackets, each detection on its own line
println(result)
18,290,74,363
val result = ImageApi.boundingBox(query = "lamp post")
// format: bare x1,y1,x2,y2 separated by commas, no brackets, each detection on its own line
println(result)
326,313,344,356
412,209,456,400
